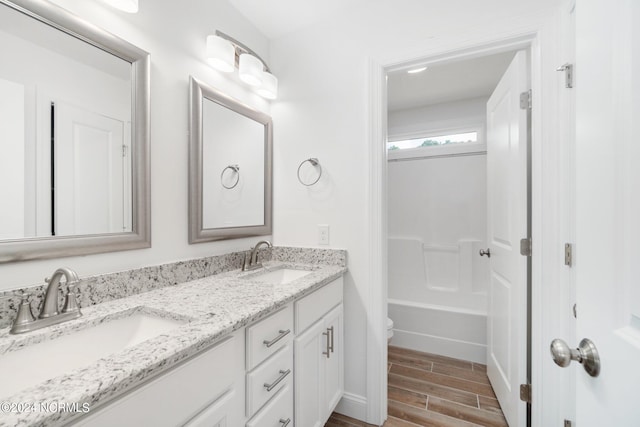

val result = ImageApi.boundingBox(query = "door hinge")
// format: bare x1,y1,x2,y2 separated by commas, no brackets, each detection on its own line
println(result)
122,145,128,157
519,383,532,403
556,63,574,88
520,238,532,256
564,243,573,267
564,419,574,427
520,90,532,110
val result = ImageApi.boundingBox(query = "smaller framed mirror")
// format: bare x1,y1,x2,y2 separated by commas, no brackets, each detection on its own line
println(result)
188,76,272,243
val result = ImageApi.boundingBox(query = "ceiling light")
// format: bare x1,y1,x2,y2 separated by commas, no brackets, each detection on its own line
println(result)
407,66,427,74
206,35,235,73
102,0,138,13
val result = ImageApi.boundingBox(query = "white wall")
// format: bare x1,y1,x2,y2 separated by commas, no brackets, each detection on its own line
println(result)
0,0,272,290
388,153,488,311
269,0,559,420
387,97,489,312
388,96,488,142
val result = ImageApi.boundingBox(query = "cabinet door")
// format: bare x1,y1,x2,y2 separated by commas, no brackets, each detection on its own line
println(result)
323,303,343,421
294,319,325,427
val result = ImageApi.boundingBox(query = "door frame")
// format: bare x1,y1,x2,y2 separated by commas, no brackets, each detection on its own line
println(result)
365,32,554,425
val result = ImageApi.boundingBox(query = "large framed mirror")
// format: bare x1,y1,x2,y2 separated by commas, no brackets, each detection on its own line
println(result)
0,0,150,263
189,76,272,242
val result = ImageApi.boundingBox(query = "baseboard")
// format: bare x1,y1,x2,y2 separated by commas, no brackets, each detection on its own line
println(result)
391,329,487,363
334,392,368,423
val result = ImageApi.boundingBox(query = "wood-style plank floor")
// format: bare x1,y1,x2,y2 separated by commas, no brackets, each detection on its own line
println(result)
324,346,508,427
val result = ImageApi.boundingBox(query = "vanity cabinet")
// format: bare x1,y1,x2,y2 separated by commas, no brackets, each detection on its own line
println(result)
69,276,343,427
294,277,344,427
72,332,244,427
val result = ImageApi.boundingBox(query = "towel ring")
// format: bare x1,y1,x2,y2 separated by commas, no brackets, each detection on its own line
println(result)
297,158,322,186
221,164,240,189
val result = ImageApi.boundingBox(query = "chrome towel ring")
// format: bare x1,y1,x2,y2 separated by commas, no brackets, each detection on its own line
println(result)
221,164,240,189
297,158,322,186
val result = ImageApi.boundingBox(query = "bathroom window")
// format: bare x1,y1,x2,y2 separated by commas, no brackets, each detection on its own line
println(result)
387,128,485,161
387,131,478,151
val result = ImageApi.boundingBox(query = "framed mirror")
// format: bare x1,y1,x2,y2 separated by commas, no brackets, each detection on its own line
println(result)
189,76,272,243
0,0,150,263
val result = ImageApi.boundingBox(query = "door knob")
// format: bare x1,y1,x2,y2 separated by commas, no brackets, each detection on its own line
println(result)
479,248,491,258
550,338,600,377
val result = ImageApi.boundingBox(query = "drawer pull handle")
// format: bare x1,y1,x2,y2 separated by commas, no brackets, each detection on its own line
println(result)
264,369,291,392
263,329,291,348
279,418,291,427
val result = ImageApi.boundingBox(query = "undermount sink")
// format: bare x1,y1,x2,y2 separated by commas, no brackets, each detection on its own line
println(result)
247,268,312,284
0,310,186,399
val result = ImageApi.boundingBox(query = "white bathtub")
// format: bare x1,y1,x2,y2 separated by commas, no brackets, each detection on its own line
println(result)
388,299,487,363
387,236,489,363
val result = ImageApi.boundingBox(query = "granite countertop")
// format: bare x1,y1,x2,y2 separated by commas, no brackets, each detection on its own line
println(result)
0,260,346,427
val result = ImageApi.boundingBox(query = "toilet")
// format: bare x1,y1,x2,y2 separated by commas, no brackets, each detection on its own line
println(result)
387,317,394,343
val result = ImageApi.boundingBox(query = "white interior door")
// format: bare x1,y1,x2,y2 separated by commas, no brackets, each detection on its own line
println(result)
55,101,128,236
572,0,640,424
485,50,529,427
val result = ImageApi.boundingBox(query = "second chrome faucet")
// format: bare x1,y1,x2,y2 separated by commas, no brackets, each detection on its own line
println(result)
242,241,272,271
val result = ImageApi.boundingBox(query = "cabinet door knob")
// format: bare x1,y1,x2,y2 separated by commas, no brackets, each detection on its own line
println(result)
479,248,491,258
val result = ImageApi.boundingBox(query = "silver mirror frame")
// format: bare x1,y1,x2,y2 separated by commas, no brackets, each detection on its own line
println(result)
0,0,151,263
188,76,273,243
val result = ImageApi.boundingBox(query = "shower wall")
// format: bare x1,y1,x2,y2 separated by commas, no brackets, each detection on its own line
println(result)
388,97,489,363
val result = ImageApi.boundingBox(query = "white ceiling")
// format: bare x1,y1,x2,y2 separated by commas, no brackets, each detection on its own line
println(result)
228,0,366,39
387,51,516,112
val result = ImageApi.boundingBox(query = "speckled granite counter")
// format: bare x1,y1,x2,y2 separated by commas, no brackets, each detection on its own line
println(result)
0,258,347,427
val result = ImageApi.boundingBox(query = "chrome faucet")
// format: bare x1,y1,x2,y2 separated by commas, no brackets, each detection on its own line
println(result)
10,267,82,334
242,240,272,271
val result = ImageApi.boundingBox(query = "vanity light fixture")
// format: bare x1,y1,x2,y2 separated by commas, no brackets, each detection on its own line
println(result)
102,0,138,13
206,35,235,73
206,30,278,100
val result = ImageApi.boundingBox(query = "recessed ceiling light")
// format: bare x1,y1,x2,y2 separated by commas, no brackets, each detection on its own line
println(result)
407,66,427,74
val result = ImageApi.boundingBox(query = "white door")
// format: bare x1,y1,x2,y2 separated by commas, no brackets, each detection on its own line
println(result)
54,101,129,236
485,50,529,427
571,0,640,424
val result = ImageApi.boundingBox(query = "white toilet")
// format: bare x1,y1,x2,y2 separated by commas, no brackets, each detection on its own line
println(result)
387,317,394,343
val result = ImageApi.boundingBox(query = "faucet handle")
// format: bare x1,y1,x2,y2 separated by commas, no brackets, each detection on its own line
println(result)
10,293,36,334
62,283,81,315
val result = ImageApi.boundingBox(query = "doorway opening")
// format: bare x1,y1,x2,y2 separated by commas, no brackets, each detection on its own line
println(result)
370,36,535,427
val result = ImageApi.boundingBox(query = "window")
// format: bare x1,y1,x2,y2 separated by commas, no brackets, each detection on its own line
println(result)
387,131,478,151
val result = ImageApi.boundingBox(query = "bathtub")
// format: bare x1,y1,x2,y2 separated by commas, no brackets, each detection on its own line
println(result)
388,236,488,363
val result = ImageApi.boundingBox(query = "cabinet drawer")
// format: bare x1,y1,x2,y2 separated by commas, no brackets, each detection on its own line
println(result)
246,344,293,417
295,277,343,333
246,305,293,370
246,383,293,427
73,333,241,427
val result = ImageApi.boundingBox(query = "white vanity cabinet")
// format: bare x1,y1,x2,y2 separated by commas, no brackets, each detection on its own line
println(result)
68,276,344,427
294,277,344,427
72,332,245,427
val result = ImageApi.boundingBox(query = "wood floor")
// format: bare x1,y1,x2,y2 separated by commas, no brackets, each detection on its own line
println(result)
325,346,508,427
